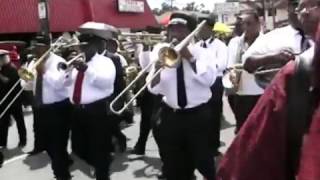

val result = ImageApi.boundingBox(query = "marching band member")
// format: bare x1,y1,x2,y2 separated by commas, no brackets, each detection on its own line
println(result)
21,36,73,180
0,50,26,149
227,12,264,133
147,13,218,180
217,0,320,179
105,35,127,153
197,14,228,156
67,23,116,180
243,0,311,79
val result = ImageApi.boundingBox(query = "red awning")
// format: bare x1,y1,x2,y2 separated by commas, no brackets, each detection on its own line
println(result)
0,0,158,34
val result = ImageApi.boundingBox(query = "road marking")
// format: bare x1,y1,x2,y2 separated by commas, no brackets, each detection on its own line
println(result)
3,154,28,165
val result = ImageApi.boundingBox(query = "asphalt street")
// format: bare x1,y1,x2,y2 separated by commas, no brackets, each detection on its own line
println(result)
0,97,236,180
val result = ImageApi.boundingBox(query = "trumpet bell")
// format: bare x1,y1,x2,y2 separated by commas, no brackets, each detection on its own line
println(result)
18,68,34,81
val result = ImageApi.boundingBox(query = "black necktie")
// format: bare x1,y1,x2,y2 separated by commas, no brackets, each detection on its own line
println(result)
201,41,207,48
177,62,187,108
35,74,43,106
298,29,311,52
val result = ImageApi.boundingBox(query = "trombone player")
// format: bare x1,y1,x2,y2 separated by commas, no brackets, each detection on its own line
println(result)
147,13,218,180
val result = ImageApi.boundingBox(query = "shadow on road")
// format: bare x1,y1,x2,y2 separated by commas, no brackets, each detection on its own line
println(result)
22,153,50,170
3,147,24,162
220,116,235,130
130,156,161,178
70,154,95,179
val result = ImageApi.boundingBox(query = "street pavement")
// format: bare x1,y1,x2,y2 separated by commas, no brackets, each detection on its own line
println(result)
0,97,236,180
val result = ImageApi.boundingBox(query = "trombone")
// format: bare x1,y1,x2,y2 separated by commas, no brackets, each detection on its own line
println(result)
109,20,207,115
0,36,68,107
0,53,84,119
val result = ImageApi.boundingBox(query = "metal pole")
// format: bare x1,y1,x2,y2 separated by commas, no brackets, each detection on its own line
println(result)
38,0,50,39
271,0,276,29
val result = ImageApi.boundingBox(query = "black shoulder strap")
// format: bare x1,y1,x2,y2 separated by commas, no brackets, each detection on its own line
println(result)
286,57,313,179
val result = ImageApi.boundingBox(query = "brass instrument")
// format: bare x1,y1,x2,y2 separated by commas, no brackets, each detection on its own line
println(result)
253,50,305,89
0,36,78,119
109,20,207,115
57,53,86,71
118,32,166,46
222,64,244,94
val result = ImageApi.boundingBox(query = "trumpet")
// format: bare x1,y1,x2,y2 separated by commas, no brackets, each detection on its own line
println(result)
109,20,207,115
57,53,86,71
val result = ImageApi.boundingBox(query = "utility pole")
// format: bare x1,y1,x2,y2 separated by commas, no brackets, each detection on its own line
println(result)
38,0,50,40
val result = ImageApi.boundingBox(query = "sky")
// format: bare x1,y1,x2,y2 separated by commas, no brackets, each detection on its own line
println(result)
146,0,226,11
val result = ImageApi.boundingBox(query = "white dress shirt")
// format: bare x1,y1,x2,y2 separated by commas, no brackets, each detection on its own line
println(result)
66,53,116,105
196,37,228,77
21,53,70,104
228,33,265,95
147,43,218,109
138,50,152,73
242,25,303,61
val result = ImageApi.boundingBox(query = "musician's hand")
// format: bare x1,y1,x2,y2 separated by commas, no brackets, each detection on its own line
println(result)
180,47,194,62
273,49,295,65
73,61,87,72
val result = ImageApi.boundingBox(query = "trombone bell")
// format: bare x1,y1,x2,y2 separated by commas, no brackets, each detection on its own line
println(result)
18,68,35,81
159,47,180,68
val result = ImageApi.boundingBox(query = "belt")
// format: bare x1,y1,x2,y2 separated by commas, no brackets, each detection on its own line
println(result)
73,98,108,109
162,102,209,114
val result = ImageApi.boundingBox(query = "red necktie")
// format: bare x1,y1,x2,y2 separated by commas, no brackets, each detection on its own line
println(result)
72,71,85,104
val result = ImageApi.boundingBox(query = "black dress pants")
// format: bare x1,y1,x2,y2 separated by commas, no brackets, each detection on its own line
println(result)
0,102,26,146
159,103,216,180
210,77,224,154
134,90,155,151
38,100,72,179
234,95,261,133
10,104,27,143
71,99,113,180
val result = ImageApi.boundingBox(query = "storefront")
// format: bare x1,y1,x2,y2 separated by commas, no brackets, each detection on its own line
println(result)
0,0,158,34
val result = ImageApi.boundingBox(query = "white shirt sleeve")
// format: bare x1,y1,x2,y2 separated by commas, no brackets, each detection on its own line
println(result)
139,51,151,71
189,45,217,86
216,41,228,72
43,56,70,90
86,55,116,90
227,37,240,68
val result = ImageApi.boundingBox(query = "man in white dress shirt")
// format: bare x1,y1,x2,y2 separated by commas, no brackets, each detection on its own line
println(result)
197,14,228,156
22,36,73,180
226,12,264,133
147,13,218,180
67,29,116,180
243,0,311,82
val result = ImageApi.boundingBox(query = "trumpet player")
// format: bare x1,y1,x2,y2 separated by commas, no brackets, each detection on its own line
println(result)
21,36,73,180
67,25,116,180
147,13,218,180
226,12,264,133
197,14,228,156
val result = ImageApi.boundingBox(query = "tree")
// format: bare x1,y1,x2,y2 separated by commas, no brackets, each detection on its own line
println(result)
182,2,206,12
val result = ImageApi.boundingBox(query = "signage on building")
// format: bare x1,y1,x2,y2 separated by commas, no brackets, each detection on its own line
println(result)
118,0,144,13
214,2,240,14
